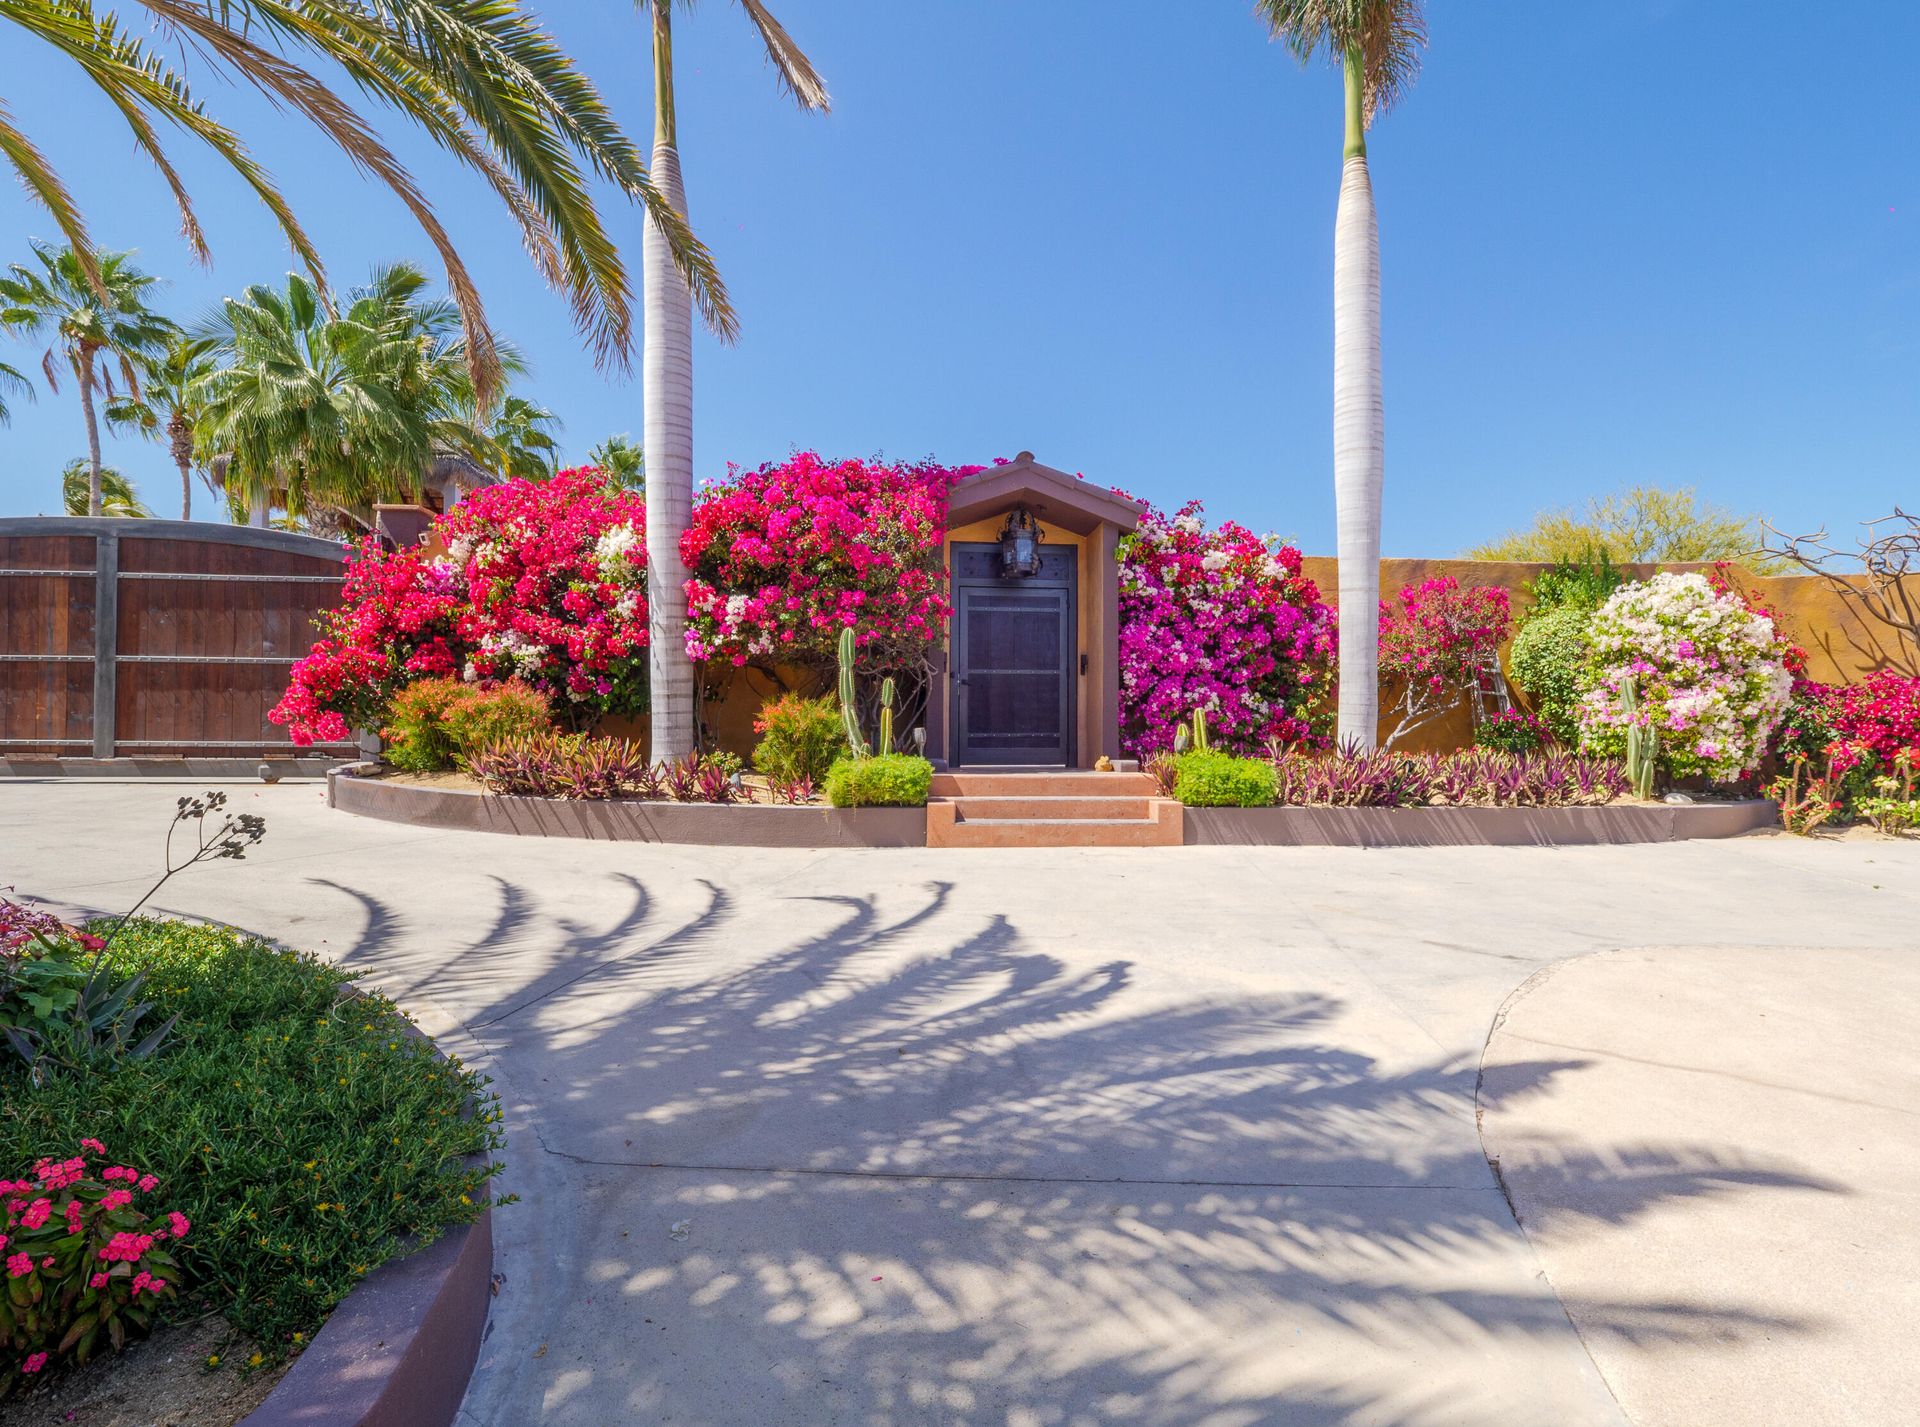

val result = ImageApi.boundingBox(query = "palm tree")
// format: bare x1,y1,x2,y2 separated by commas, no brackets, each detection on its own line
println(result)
0,243,178,515
1257,1,1426,750
0,359,29,425
60,458,149,517
106,334,219,520
640,0,829,762
197,264,501,529
589,434,645,490
2,0,735,404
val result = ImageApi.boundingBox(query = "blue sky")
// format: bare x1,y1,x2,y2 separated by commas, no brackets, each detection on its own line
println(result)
1,1,1914,554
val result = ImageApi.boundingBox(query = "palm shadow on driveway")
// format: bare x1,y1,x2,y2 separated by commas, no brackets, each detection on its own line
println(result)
310,872,1839,1427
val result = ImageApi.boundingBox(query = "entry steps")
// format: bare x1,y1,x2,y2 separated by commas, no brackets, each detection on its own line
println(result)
926,771,1183,848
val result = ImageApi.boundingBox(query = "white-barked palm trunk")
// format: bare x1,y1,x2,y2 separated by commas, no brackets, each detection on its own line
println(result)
1332,50,1384,750
643,3,697,764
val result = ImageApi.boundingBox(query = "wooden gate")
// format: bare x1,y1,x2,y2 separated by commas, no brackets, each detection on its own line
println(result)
0,518,351,766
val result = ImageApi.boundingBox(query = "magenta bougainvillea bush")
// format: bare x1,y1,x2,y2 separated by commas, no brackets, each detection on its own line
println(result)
1117,500,1336,757
680,452,976,671
271,469,647,744
1,1141,186,1390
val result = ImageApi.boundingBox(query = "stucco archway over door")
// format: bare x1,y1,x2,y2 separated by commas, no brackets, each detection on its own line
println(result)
929,454,1143,769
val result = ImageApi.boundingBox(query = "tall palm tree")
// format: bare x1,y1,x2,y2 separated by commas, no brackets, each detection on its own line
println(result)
0,243,178,515
197,263,502,528
589,434,645,490
639,0,829,761
60,457,149,517
2,0,735,404
106,334,219,519
1258,0,1426,750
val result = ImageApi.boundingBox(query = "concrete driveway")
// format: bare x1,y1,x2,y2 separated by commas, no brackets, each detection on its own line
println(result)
3,780,1915,1427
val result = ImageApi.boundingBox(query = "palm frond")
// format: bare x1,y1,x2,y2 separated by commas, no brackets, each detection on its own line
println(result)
0,358,32,425
0,94,102,294
1255,0,1426,121
733,0,830,111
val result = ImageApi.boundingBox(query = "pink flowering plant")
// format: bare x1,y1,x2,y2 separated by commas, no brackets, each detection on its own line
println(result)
1576,572,1794,780
680,452,973,673
1377,577,1512,749
271,468,648,745
1117,501,1336,756
0,1141,185,1393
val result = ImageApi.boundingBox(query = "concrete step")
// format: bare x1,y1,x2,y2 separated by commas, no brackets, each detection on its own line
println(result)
926,797,1182,848
931,771,1158,799
948,795,1154,821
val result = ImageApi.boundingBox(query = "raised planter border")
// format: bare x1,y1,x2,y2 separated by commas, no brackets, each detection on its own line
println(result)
1182,799,1779,847
328,766,929,847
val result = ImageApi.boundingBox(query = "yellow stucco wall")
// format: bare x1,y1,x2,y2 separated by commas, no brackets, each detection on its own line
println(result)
665,556,1917,762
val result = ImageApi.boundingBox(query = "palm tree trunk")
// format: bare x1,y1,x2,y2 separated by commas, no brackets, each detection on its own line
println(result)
170,414,193,520
76,351,105,517
1333,48,1384,750
643,1,697,763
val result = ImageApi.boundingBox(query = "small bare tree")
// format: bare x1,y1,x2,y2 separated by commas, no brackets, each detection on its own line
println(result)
1763,510,1920,668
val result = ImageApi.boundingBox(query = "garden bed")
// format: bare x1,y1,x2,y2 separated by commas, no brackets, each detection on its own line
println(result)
328,766,929,847
1,920,499,1426
1182,799,1779,847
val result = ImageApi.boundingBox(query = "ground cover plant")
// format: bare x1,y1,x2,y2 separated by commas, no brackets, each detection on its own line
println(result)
1117,500,1336,757
0,919,503,1388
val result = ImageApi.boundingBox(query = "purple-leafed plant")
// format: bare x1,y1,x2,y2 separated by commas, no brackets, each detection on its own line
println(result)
693,759,738,805
558,737,648,800
1145,753,1180,799
661,755,701,803
767,775,816,806
1267,747,1631,810
630,761,665,801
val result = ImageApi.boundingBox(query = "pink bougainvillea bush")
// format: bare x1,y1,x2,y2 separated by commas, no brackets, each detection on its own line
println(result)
271,468,647,744
680,452,976,671
1377,577,1512,748
1117,500,1336,757
1781,670,1920,778
1577,571,1794,780
0,1142,185,1393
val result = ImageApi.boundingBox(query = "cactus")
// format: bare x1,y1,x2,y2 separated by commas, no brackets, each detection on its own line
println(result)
878,676,896,755
1173,723,1191,754
1191,708,1210,753
1620,675,1657,799
837,626,869,758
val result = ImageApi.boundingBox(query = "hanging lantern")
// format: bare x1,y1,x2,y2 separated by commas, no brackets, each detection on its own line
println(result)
997,505,1044,578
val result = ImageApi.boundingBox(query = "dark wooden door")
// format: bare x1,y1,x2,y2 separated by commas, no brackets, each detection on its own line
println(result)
954,582,1074,765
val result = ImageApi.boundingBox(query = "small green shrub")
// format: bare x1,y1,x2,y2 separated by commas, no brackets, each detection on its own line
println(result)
754,694,846,784
825,754,933,808
1474,708,1550,754
380,678,470,772
441,681,551,764
1174,751,1277,807
1508,606,1593,745
0,920,502,1363
384,679,551,772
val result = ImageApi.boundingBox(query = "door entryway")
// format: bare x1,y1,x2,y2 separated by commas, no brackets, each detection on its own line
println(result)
951,543,1075,766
